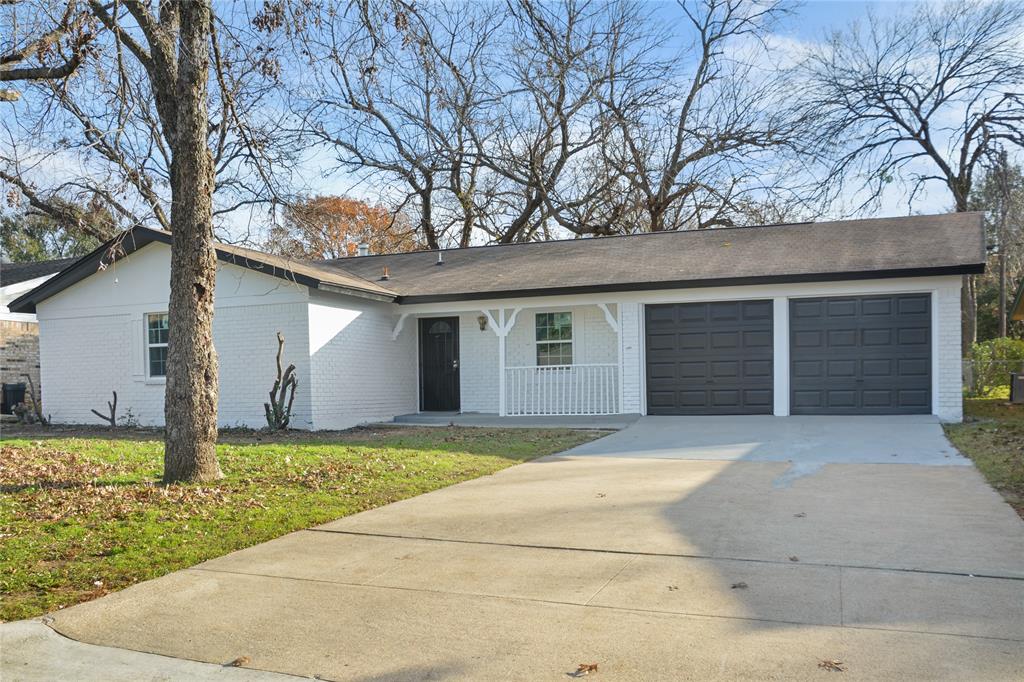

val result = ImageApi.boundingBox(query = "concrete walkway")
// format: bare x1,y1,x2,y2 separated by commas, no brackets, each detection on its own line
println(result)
0,620,298,681
7,417,1024,680
564,414,967,465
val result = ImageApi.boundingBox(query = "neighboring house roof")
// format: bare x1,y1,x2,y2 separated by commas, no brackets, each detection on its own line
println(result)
8,213,987,313
321,212,987,303
0,257,78,287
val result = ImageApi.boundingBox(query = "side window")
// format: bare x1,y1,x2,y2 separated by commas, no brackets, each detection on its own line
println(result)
535,312,573,366
146,313,169,378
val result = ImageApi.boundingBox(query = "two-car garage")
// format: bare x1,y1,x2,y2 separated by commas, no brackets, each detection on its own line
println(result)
645,294,932,416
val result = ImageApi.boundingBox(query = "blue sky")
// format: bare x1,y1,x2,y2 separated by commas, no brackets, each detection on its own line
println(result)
783,0,905,39
263,0,962,240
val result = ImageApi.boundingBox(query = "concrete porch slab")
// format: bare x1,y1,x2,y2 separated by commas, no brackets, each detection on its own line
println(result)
391,411,640,430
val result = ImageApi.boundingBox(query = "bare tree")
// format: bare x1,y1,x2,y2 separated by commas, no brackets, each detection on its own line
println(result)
476,0,661,242
802,0,1024,353
604,0,805,233
970,152,1024,339
0,0,96,101
2,1,305,481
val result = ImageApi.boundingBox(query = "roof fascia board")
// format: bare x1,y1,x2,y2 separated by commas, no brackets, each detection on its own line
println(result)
394,265,985,305
316,282,395,303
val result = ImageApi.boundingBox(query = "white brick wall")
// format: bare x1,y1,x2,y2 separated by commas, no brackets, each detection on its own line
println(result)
306,291,416,429
38,313,139,424
36,243,312,428
458,313,499,413
36,246,965,427
934,284,963,422
215,302,313,429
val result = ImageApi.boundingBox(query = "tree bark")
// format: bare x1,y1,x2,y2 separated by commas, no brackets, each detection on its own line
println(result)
961,276,977,357
162,0,221,483
953,193,977,357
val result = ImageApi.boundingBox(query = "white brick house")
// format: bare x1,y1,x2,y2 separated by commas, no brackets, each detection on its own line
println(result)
9,213,985,428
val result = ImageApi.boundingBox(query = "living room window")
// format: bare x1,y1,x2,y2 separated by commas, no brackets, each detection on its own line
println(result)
535,312,573,366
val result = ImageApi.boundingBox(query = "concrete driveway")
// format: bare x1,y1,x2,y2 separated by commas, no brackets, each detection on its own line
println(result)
20,417,1024,680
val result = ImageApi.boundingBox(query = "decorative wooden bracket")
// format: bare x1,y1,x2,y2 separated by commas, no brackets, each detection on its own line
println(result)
597,303,620,333
481,308,522,337
391,313,410,340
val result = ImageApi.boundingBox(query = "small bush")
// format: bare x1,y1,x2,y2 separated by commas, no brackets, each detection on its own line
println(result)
966,337,1024,396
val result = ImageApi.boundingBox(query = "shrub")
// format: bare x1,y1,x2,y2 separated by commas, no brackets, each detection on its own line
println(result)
966,337,1024,396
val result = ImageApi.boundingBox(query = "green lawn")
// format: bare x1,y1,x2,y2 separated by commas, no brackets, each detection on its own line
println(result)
0,425,598,622
944,399,1024,518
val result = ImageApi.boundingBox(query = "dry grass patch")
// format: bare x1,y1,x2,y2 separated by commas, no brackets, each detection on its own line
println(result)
944,399,1024,518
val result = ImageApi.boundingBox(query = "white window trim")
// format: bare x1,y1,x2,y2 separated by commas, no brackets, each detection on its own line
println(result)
145,311,169,382
534,311,575,367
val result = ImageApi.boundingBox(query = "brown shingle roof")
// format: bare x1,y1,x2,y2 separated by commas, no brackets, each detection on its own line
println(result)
320,213,986,303
207,236,393,297
8,213,986,313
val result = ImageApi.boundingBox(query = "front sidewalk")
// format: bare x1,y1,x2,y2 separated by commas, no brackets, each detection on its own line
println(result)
0,620,296,681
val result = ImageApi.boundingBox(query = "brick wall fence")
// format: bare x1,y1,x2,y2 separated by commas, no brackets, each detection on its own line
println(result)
0,319,41,401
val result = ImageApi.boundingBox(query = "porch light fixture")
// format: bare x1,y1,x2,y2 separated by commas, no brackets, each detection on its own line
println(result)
477,314,488,331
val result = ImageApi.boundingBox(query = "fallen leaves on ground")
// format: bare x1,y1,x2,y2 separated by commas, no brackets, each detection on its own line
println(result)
227,656,251,667
818,659,845,672
789,556,800,562
0,445,129,492
570,662,599,676
0,445,277,524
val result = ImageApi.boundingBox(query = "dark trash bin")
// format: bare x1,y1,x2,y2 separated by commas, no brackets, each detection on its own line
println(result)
1011,374,1024,404
1,382,26,415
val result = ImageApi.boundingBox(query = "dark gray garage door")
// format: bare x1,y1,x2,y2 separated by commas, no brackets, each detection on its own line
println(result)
645,301,773,415
790,294,931,415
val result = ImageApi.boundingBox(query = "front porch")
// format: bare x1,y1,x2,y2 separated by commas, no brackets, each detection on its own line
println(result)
399,302,630,417
391,411,639,430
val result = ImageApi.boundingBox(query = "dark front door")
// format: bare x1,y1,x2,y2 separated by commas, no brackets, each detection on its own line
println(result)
645,300,774,415
419,317,460,411
790,294,931,414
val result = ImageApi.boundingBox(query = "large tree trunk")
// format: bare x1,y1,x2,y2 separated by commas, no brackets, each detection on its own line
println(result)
953,194,977,357
961,276,977,357
163,0,222,483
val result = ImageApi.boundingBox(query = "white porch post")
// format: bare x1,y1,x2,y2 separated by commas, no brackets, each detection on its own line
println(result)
498,309,507,416
773,297,790,416
482,308,521,417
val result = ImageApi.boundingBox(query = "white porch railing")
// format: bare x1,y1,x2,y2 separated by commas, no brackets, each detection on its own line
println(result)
505,364,619,416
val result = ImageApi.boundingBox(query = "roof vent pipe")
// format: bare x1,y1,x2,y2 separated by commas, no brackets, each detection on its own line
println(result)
436,250,444,266
356,243,370,257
